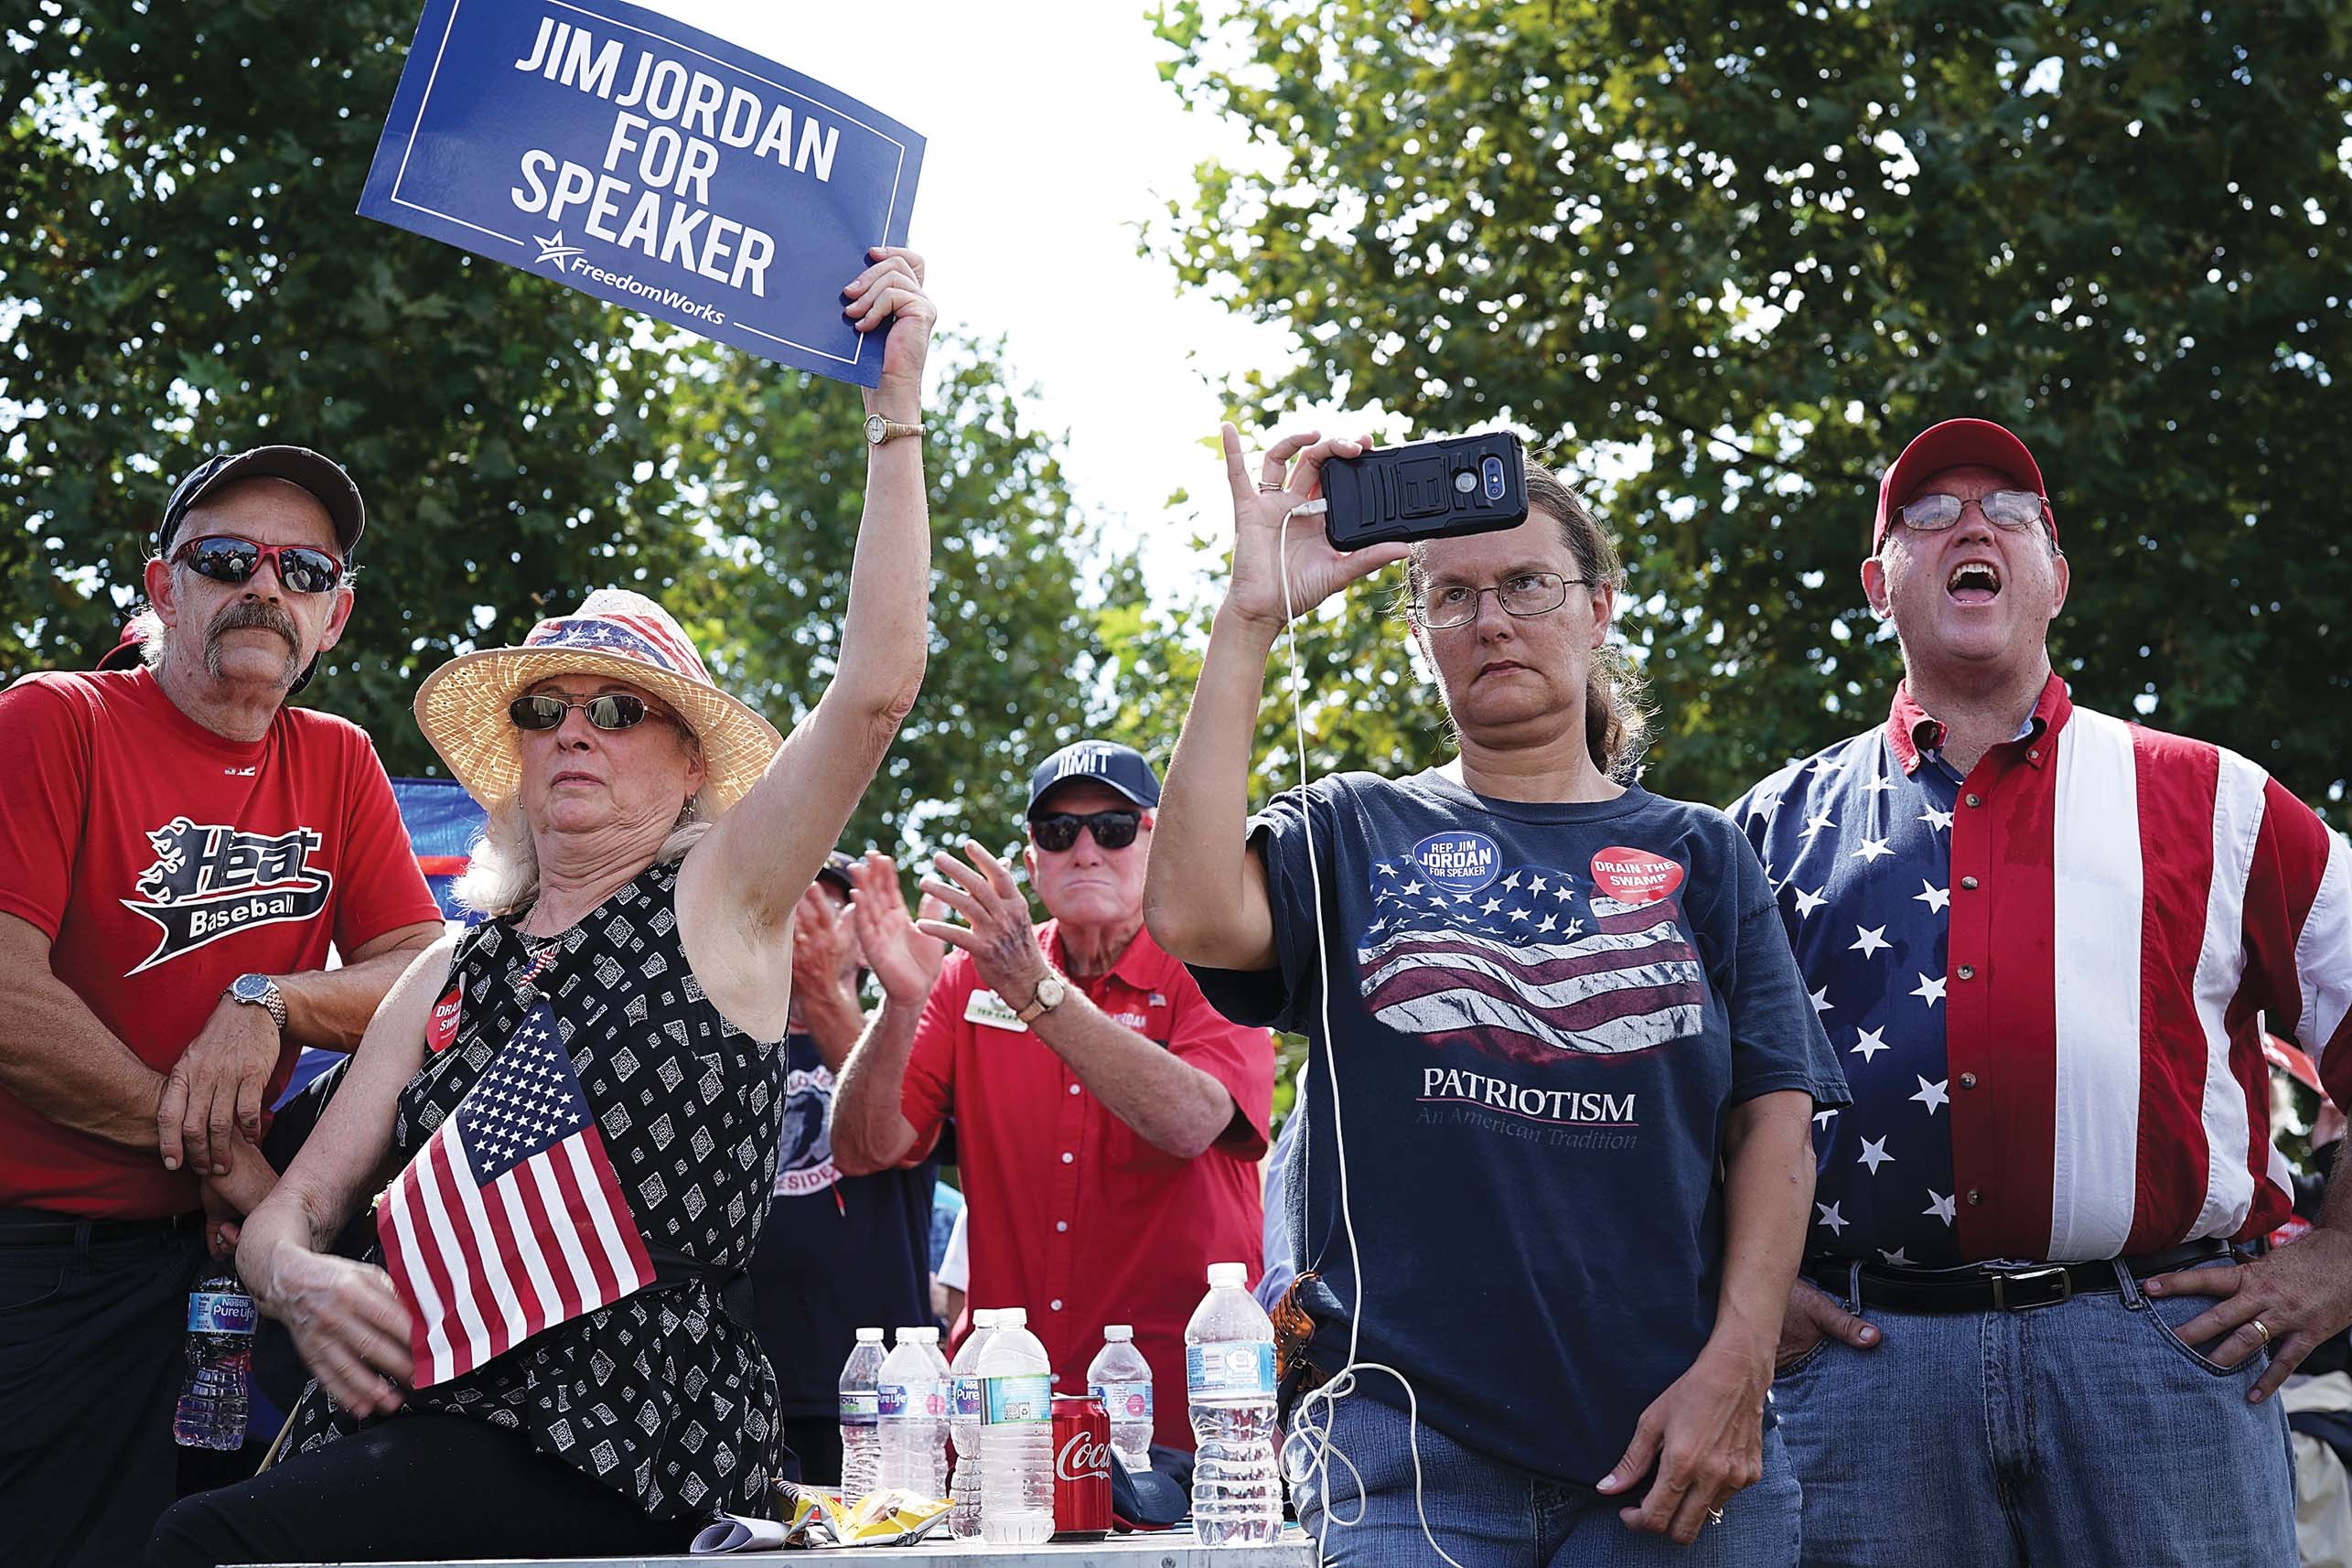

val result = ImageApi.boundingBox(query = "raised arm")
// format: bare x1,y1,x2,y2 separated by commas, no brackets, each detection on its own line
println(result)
1144,424,1404,971
681,249,937,946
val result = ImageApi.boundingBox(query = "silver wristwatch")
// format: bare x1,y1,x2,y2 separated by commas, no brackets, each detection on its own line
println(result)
226,972,288,1032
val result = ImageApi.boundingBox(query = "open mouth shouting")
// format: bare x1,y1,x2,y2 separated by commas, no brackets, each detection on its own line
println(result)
1946,559,2003,606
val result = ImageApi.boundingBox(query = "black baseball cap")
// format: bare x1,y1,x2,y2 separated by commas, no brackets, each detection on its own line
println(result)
1026,740,1161,817
814,850,858,897
158,445,366,558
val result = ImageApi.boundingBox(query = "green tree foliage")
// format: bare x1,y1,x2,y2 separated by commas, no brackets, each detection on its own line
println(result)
1147,0,2352,812
1,1,1126,853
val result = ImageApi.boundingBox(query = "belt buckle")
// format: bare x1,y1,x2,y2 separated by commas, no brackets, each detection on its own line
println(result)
1990,1265,2072,1312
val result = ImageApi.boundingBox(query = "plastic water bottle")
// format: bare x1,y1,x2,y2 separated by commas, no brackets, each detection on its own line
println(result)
173,1273,257,1450
1087,1324,1155,1474
949,1309,1002,1540
1186,1262,1282,1546
838,1326,886,1504
977,1306,1056,1544
877,1326,950,1498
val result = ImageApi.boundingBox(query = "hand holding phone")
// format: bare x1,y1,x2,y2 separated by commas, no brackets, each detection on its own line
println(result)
1322,431,1530,553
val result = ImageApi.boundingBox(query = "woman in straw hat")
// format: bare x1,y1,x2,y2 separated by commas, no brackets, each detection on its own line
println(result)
150,248,939,1567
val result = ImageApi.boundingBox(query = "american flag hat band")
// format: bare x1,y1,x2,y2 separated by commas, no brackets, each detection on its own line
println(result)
412,588,781,812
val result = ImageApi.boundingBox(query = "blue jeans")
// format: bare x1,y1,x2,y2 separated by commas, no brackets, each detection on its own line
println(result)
1289,1391,1800,1567
1776,1259,2296,1568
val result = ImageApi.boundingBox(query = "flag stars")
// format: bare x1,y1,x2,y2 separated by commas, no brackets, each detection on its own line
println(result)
1862,773,1897,796
1499,872,1521,891
1536,915,1557,933
1877,1247,1913,1266
1849,925,1890,958
1815,1201,1849,1236
1850,1026,1888,1063
1791,886,1827,918
1528,875,1550,896
1926,1190,1957,1225
1809,985,1833,1016
1802,810,1837,841
1857,1135,1894,1174
1911,972,1947,1007
1481,897,1504,915
1914,880,1951,913
1910,1075,1949,1114
1852,837,1894,864
1919,806,1955,832
1377,862,1399,877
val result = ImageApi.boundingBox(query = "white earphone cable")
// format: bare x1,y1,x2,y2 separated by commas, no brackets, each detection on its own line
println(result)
1269,500,1468,1568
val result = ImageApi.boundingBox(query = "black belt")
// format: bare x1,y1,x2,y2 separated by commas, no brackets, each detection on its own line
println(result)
1803,1238,2231,1314
646,1243,754,1331
0,1207,203,1247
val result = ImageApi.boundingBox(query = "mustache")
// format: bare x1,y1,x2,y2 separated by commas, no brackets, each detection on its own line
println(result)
203,598,303,683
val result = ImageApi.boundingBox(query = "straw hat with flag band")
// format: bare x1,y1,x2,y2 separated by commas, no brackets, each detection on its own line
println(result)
413,588,782,811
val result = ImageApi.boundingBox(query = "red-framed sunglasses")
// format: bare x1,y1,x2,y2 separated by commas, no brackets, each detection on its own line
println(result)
169,534,345,596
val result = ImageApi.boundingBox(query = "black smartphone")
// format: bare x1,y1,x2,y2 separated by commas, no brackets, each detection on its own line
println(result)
1321,431,1529,553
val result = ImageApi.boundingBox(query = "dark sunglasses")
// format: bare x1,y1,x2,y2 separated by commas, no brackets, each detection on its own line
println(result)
507,693,669,733
171,534,344,596
1028,809,1147,853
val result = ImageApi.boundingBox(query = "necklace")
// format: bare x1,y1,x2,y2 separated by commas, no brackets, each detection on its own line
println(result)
510,924,564,999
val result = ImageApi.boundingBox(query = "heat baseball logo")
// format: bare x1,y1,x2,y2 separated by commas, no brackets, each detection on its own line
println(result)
120,817,332,975
1055,1427,1112,1484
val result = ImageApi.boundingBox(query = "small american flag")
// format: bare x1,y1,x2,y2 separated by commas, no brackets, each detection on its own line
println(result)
379,999,653,1387
1359,863,1705,1064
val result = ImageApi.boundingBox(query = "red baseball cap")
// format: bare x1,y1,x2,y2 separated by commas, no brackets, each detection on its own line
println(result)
1873,418,2056,550
2264,1034,2323,1095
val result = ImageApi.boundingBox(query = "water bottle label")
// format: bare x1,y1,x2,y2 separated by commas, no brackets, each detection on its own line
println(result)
839,1390,878,1423
878,1379,945,1418
982,1372,1052,1424
187,1291,256,1337
1090,1379,1153,1421
1186,1341,1275,1399
951,1373,983,1419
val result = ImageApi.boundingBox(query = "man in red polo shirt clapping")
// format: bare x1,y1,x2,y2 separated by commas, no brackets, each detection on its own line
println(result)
833,740,1275,1450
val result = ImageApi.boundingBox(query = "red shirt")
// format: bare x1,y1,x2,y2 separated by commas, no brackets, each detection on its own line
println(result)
0,669,441,1218
902,921,1274,1450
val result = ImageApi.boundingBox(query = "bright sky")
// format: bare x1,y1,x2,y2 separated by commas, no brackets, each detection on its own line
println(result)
641,0,1348,594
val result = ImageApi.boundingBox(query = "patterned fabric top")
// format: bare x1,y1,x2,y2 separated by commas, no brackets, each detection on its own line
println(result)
283,858,787,1520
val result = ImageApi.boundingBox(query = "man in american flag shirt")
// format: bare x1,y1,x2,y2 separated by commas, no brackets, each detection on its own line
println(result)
1734,416,2351,1568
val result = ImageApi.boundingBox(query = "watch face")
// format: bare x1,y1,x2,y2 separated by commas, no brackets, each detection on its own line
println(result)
865,413,886,444
231,973,272,1002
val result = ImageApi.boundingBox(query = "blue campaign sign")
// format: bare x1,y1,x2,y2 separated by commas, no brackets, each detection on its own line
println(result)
359,0,924,386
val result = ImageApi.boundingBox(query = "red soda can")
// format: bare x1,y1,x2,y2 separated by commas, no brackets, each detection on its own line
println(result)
1051,1392,1112,1539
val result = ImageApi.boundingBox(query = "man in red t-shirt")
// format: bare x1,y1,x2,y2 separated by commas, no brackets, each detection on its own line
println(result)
0,446,443,1568
833,740,1275,1451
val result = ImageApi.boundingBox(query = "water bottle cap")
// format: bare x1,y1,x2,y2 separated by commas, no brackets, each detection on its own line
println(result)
855,1326,886,1341
1104,1324,1133,1340
1206,1261,1248,1288
999,1306,1027,1326
910,1326,939,1342
970,1308,997,1327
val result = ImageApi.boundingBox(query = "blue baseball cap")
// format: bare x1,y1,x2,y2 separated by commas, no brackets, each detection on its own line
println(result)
1026,740,1160,817
159,445,366,558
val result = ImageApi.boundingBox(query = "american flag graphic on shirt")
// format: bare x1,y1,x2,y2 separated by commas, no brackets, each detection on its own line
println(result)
1358,854,1706,1064
379,999,654,1387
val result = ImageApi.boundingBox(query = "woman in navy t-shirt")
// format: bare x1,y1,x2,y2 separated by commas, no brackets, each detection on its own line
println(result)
1146,427,1846,1567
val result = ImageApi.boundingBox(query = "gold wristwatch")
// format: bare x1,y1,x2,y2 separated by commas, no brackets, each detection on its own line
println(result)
865,413,923,446
1015,972,1069,1025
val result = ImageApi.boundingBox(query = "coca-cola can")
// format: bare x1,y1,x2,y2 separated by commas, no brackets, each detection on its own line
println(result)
1051,1393,1112,1539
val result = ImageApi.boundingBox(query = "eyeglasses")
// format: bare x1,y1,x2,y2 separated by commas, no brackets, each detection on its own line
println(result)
1411,571,1591,629
1896,489,2046,533
1029,810,1148,853
507,693,674,733
171,534,344,596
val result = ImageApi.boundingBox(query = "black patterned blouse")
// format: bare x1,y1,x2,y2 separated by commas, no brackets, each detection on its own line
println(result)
281,858,787,1520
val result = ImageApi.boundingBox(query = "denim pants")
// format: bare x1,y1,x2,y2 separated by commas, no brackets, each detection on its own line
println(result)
1289,1391,1800,1567
1776,1258,2296,1568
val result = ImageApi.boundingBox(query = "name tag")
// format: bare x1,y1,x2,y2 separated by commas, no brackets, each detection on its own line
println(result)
965,989,1027,1033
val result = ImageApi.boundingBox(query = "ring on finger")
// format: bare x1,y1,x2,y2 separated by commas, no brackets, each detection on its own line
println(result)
1256,479,1287,493
1707,1509,1725,1526
2252,1316,2272,1348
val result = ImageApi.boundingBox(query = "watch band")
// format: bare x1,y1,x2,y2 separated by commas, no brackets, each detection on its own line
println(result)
227,977,288,1032
1015,973,1066,1025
